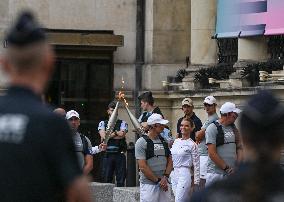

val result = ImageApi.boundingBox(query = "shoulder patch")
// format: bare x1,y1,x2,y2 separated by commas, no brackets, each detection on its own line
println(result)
0,114,29,144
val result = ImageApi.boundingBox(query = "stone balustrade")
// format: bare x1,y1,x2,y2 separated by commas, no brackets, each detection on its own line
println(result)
259,70,284,82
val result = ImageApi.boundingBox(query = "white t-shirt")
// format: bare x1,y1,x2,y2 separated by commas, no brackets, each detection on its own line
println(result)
171,138,200,184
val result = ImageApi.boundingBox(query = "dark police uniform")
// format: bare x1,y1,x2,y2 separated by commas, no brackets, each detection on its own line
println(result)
98,119,128,187
0,86,82,201
0,11,82,201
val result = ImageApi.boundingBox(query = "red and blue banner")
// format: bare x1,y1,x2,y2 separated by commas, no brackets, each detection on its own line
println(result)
216,0,284,38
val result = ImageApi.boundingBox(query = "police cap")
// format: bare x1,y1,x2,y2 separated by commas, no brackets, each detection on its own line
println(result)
240,90,284,143
5,10,46,47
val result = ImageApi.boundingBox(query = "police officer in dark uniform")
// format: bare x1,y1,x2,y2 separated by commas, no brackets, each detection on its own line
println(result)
0,11,91,201
98,101,128,187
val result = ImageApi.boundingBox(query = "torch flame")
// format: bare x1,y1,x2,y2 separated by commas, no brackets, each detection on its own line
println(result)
118,76,128,106
118,75,146,137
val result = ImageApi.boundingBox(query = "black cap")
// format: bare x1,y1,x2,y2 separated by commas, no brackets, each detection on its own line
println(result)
240,90,284,142
5,11,46,47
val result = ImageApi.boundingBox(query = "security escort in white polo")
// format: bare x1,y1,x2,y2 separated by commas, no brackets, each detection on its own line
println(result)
195,96,219,188
66,110,93,175
205,102,243,186
135,113,173,202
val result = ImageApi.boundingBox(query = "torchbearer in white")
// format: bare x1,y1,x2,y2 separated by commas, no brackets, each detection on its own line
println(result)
171,117,200,202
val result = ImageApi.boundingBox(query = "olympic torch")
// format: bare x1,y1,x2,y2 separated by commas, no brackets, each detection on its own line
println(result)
124,104,146,136
104,101,119,144
118,77,146,136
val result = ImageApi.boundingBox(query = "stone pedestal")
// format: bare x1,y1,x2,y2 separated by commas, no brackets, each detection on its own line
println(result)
182,76,200,90
229,78,249,88
233,60,257,73
227,60,257,88
113,187,140,202
231,37,268,88
181,65,206,90
89,182,114,202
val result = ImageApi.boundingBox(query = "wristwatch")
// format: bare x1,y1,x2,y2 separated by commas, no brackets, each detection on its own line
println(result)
155,177,161,184
163,173,170,178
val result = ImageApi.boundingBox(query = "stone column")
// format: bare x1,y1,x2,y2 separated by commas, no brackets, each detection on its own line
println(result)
191,0,217,65
143,0,191,90
235,36,268,70
231,36,269,87
238,37,268,62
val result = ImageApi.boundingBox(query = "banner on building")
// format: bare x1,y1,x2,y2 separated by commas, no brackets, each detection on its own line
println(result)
215,0,241,38
265,0,284,35
216,0,284,38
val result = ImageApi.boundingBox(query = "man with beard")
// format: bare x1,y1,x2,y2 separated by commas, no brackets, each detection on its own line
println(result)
66,110,93,175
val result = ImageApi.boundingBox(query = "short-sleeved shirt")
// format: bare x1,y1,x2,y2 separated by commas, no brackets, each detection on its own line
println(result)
177,113,202,141
135,136,168,185
98,119,128,152
98,120,128,132
206,121,236,174
198,113,219,156
0,86,81,201
72,132,92,169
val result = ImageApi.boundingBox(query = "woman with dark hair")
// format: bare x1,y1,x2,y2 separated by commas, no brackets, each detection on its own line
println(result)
170,117,200,202
191,90,284,202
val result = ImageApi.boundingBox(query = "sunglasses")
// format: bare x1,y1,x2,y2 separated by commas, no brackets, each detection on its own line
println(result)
204,103,214,107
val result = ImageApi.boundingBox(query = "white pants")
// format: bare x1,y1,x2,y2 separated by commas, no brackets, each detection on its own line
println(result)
205,173,225,187
200,156,208,179
140,183,171,202
171,167,191,202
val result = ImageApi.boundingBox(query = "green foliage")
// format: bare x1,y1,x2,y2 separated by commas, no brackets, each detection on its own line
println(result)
194,63,235,88
241,60,284,86
175,69,188,82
